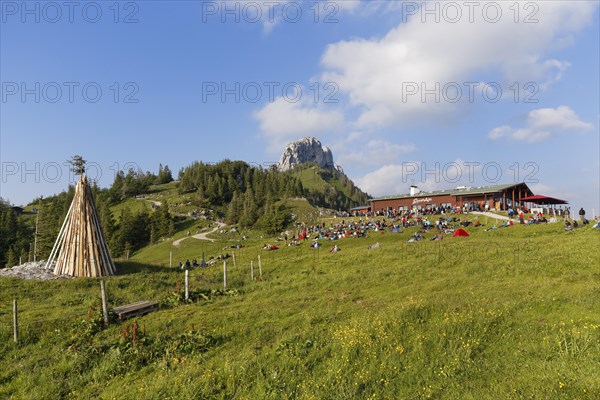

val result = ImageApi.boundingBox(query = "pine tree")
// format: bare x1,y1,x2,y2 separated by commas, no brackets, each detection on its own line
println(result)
35,200,60,260
98,199,115,243
19,247,29,265
239,188,258,227
111,170,125,201
261,203,291,234
111,207,133,257
6,247,17,268
226,192,241,224
157,164,174,184
150,201,174,242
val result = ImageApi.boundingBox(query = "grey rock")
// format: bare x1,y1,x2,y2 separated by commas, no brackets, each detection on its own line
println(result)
0,261,72,280
278,137,335,171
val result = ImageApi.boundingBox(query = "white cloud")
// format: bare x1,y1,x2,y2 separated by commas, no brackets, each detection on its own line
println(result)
320,1,598,127
509,128,551,143
335,0,362,13
488,105,593,143
222,0,367,35
354,164,419,197
354,159,485,197
254,97,344,152
221,0,293,35
529,183,553,194
528,105,594,131
346,131,363,142
488,125,513,140
337,139,416,166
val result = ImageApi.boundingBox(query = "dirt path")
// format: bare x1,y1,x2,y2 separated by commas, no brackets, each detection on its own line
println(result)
172,222,225,246
471,211,510,221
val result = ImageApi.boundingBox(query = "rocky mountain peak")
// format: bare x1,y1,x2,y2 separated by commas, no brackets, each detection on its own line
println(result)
277,137,335,171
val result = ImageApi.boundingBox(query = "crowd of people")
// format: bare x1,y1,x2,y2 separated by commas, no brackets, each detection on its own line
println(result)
177,205,594,268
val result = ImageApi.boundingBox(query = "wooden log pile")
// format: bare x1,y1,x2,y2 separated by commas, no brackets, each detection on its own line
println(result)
45,174,116,277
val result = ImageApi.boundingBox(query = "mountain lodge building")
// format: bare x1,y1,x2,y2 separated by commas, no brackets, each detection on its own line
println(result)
369,182,535,213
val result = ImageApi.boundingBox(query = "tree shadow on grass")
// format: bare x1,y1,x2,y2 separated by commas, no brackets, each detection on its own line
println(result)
115,261,178,276
174,217,201,233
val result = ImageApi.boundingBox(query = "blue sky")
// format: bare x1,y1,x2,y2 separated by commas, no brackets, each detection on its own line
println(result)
1,0,599,215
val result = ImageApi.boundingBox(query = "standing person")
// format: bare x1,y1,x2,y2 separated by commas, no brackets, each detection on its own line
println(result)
579,207,586,222
519,209,524,224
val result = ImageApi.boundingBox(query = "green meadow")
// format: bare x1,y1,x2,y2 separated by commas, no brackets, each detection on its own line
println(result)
0,219,598,399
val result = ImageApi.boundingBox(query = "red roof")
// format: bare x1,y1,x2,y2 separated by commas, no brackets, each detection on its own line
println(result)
520,195,568,205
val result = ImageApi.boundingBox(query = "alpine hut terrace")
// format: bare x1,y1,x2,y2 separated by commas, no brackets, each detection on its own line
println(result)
370,182,535,213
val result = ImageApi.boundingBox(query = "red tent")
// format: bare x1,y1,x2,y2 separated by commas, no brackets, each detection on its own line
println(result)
452,228,470,237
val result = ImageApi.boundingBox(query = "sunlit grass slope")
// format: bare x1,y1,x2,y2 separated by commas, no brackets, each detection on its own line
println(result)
0,222,598,399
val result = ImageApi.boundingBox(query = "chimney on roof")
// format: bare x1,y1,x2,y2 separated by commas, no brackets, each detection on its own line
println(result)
410,185,420,196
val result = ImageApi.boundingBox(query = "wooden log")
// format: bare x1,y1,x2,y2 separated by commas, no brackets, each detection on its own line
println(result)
46,198,74,270
49,175,116,277
112,301,158,321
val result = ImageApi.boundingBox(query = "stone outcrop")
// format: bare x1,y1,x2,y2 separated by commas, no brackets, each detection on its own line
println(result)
0,261,71,280
277,137,335,171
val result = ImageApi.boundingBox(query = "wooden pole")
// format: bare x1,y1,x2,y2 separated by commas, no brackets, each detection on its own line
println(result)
13,299,18,343
185,270,189,301
232,251,236,268
33,200,40,262
223,261,227,290
169,251,172,267
258,255,262,279
100,280,109,325
45,197,75,270
250,261,254,281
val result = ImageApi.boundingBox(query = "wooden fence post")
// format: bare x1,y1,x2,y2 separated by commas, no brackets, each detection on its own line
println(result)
100,280,109,325
13,299,18,344
223,261,227,290
250,261,254,281
232,251,236,268
258,255,262,279
170,251,172,267
185,270,189,301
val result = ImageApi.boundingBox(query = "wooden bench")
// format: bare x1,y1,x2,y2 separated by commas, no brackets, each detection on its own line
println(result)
112,300,158,321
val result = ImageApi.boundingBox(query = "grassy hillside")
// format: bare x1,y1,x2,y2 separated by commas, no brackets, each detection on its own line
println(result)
291,164,370,208
1,220,598,399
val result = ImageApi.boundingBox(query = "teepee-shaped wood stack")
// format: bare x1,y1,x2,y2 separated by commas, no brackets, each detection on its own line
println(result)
45,174,116,277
